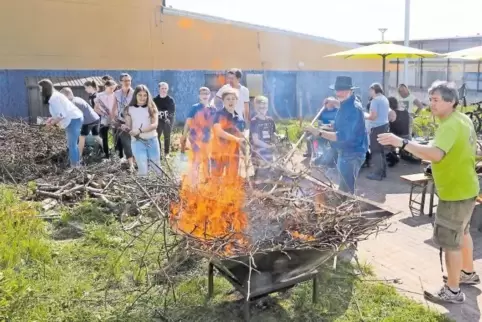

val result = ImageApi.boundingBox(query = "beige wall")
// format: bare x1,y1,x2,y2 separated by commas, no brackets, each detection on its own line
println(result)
0,0,389,71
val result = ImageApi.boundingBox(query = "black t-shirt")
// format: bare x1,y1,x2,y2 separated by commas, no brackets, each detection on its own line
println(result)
250,116,276,145
153,95,176,120
390,109,410,136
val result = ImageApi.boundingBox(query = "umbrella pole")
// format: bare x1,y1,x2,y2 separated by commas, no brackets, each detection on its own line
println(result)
382,55,386,93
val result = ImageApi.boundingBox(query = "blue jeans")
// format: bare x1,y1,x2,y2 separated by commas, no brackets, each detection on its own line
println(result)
337,152,365,194
66,117,83,166
131,137,162,176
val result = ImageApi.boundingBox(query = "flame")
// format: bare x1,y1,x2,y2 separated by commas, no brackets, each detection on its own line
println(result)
170,113,248,254
291,231,315,241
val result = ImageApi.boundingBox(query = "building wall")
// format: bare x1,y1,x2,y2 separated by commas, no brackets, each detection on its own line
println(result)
0,0,385,119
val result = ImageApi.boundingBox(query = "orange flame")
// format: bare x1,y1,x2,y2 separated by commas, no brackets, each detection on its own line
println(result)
170,112,248,254
291,231,315,241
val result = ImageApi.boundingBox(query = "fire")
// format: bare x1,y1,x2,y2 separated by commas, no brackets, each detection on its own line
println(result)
170,117,248,254
291,231,315,241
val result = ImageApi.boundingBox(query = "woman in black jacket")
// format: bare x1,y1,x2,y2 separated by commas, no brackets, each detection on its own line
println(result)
385,96,410,166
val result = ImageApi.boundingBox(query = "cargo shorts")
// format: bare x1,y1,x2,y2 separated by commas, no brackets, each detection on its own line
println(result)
432,197,476,250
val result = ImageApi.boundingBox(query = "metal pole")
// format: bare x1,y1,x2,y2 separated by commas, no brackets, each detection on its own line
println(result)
404,0,410,84
378,28,387,42
396,59,400,87
378,28,388,92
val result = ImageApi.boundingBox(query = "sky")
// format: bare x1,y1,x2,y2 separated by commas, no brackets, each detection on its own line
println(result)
167,0,482,43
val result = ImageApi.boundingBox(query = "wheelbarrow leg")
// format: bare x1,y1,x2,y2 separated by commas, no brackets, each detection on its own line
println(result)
312,275,318,303
244,299,250,321
207,262,214,300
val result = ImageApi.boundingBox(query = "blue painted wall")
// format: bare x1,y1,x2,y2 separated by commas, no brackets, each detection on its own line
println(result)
0,69,382,121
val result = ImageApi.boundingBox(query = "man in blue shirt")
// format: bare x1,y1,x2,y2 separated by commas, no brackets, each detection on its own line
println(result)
304,76,368,194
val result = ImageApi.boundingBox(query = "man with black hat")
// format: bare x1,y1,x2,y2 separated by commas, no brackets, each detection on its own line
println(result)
304,76,368,194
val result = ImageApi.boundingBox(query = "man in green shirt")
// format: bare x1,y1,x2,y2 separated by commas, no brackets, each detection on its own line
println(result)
378,81,479,304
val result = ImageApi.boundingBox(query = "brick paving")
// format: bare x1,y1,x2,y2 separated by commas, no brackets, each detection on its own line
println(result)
290,153,482,321
352,161,482,322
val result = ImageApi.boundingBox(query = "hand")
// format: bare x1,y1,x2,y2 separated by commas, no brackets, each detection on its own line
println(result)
377,133,403,148
165,118,171,125
129,129,140,137
121,124,130,132
45,118,53,126
303,125,319,136
236,137,246,144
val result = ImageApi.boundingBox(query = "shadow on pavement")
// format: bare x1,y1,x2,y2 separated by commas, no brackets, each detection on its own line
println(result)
442,286,481,322
399,215,434,228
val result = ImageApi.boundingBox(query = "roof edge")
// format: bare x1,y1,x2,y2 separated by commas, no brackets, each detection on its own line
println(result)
359,35,482,45
162,7,360,49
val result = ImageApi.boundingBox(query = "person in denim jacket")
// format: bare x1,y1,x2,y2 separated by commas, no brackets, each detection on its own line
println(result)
311,97,339,167
304,76,368,194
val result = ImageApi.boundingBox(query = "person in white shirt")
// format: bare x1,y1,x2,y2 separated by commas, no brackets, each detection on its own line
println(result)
112,73,134,165
215,68,250,131
122,85,162,176
38,79,84,167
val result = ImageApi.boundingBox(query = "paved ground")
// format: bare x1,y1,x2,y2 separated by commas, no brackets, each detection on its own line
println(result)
307,158,482,322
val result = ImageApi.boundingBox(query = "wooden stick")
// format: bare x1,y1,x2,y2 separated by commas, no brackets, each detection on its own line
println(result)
282,107,325,163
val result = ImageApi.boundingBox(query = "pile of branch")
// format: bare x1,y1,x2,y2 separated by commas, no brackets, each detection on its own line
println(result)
0,118,68,183
31,162,180,217
175,169,392,259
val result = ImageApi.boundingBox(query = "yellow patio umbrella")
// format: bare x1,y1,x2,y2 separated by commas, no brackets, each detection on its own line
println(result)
325,42,440,91
444,45,482,60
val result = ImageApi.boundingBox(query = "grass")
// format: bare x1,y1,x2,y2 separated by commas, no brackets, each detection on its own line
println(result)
0,186,453,321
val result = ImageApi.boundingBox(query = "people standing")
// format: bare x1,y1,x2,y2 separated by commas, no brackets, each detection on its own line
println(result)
94,79,117,159
311,97,339,167
60,87,101,158
365,83,390,181
112,73,134,168
211,89,246,179
180,87,216,185
153,82,176,158
122,85,162,176
385,96,410,167
388,96,410,139
397,84,425,138
304,98,339,159
215,68,250,132
249,95,277,179
84,80,99,109
101,75,114,85
304,76,368,194
378,81,479,304
38,79,84,167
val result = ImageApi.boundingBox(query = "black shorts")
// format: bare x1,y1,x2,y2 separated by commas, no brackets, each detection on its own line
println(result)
80,121,100,136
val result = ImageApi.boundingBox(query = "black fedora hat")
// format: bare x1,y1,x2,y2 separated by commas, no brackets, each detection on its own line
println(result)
329,76,359,91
